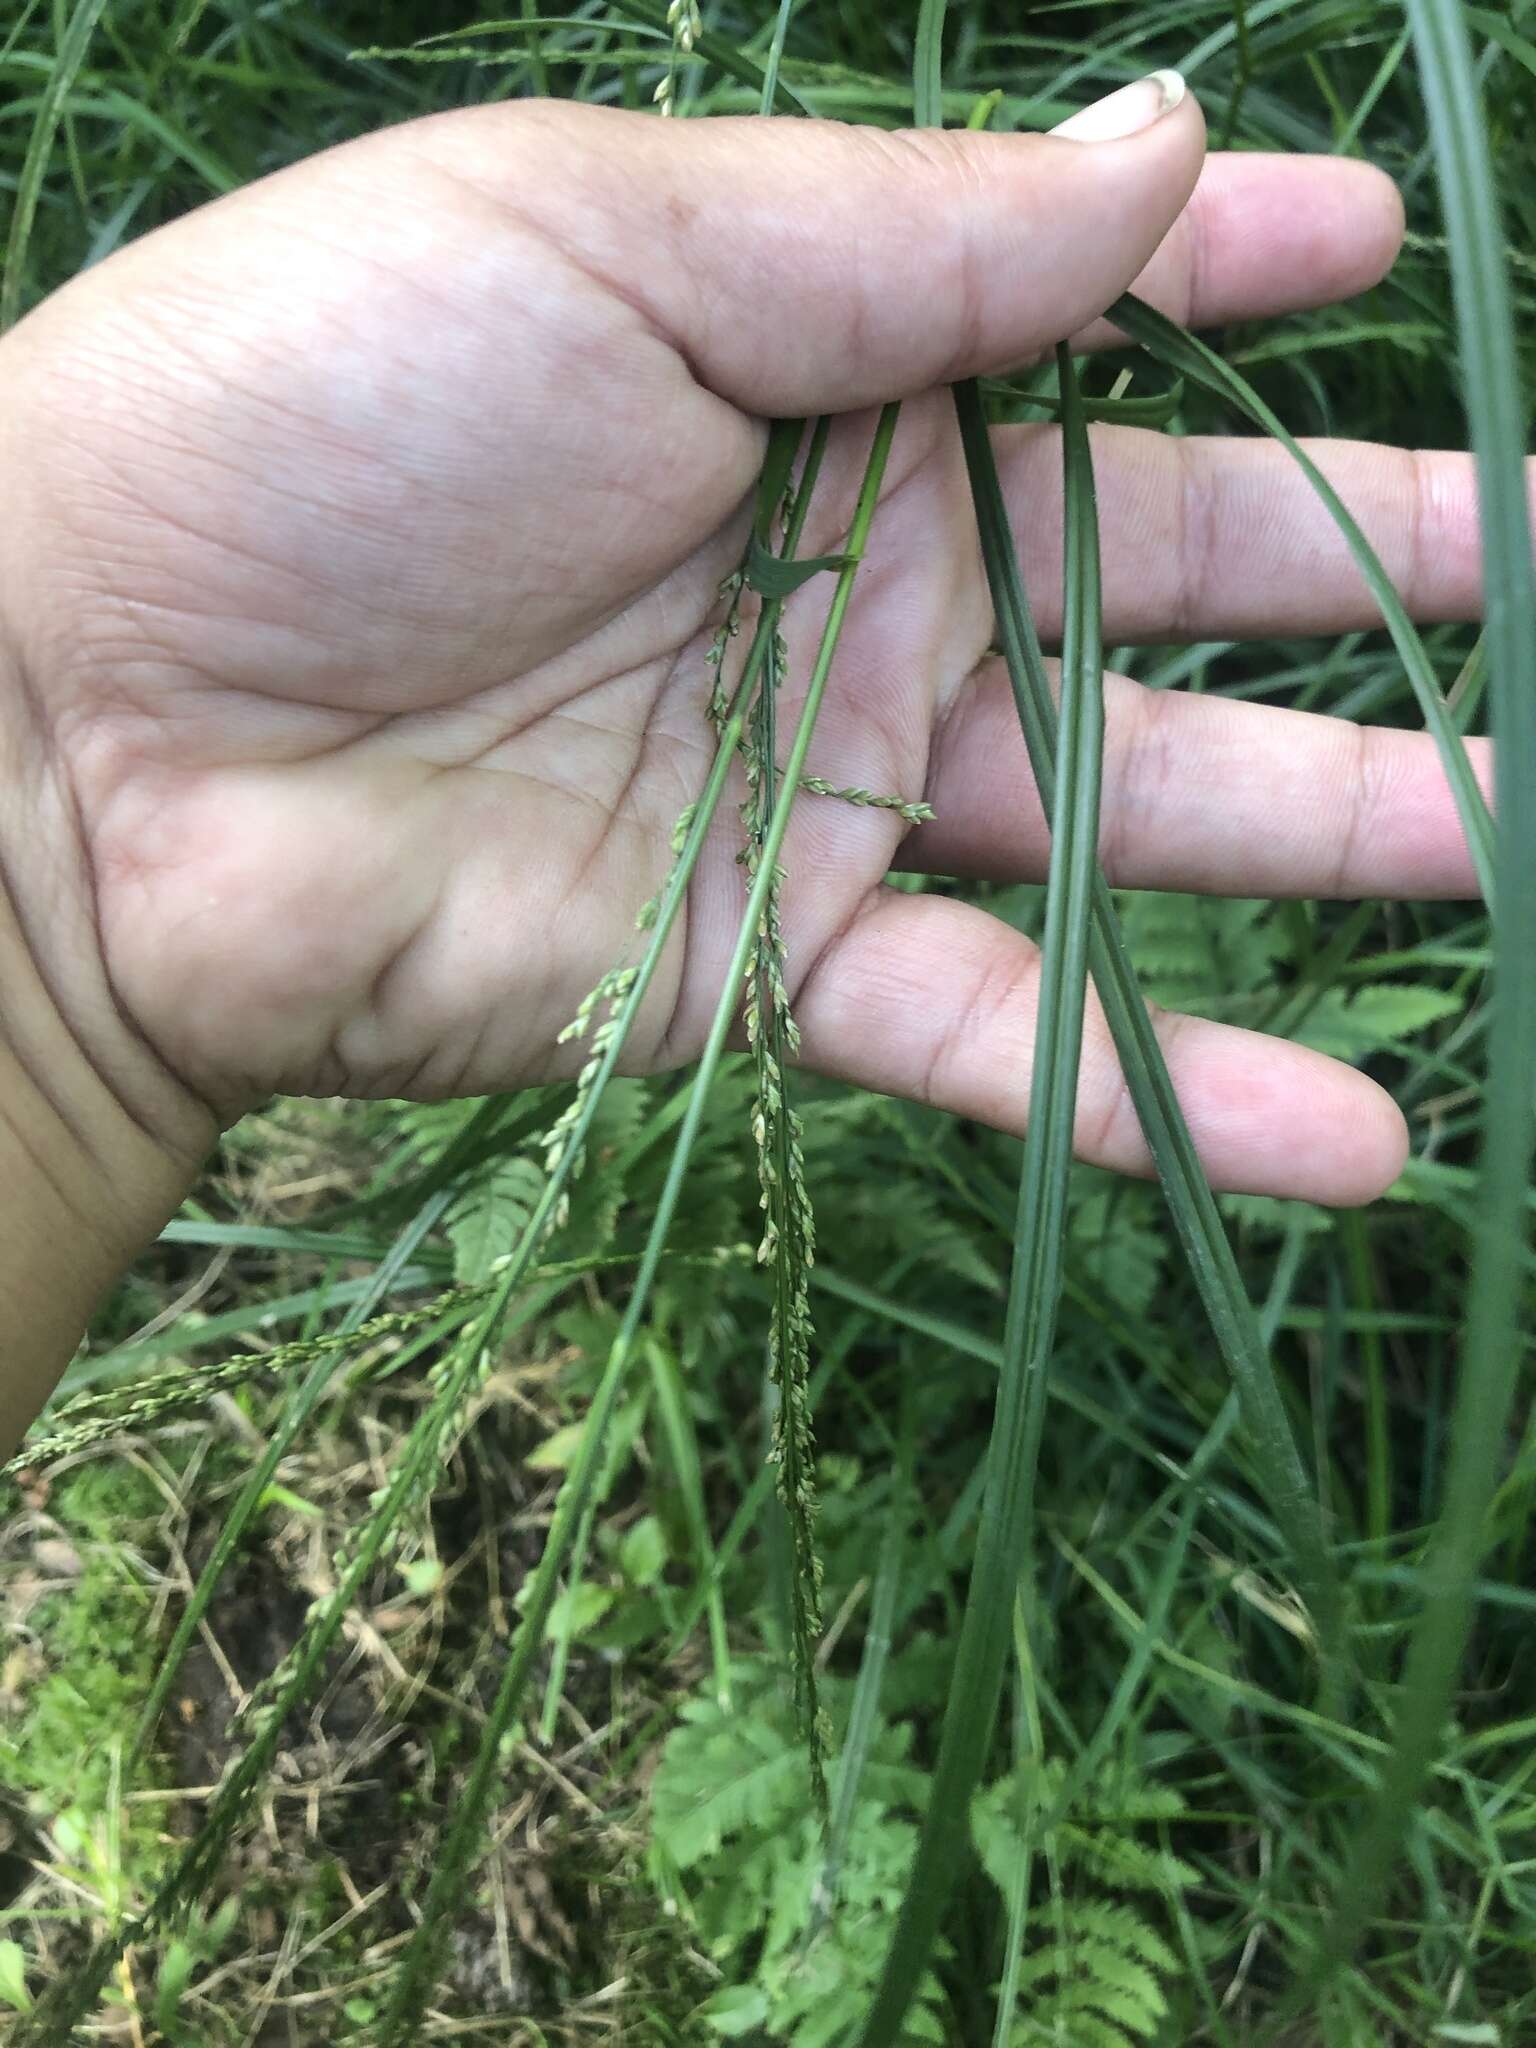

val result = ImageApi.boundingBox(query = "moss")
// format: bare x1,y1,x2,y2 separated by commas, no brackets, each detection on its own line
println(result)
2,1461,169,1879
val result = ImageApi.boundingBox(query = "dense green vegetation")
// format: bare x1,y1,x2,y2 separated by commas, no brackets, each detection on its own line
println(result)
2,2,1534,2042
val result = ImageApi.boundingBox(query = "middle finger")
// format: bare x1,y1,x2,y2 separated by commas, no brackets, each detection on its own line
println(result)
995,421,1524,642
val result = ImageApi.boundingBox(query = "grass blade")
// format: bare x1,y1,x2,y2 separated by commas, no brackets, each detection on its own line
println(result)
810,1389,913,1937
520,0,550,95
758,0,795,115
1107,290,1494,903
912,0,947,129
1310,0,1536,1980
0,0,108,331
646,1337,732,1707
948,371,1344,1694
988,1607,1045,2048
860,348,1106,2047
124,1097,508,1764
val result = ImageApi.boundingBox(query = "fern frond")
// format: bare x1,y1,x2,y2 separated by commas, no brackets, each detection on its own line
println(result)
1010,1896,1175,2047
447,1152,545,1284
977,1764,1189,2048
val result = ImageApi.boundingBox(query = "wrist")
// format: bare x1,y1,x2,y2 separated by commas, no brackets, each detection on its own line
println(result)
0,633,212,1456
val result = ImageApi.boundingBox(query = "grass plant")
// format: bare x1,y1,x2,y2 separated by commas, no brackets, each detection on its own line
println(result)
1,4,1532,2043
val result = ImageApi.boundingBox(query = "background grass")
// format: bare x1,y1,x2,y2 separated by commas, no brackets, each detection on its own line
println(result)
2,2,1534,2042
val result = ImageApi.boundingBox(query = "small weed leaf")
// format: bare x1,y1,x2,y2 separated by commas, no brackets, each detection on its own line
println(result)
0,1940,33,2014
743,540,856,597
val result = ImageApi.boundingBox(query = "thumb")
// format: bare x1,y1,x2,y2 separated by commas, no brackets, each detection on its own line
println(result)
418,77,1203,418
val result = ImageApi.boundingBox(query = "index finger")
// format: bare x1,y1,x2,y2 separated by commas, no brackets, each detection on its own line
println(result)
1077,149,1405,343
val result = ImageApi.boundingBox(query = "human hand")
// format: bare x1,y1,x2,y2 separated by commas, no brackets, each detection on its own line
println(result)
0,84,1493,1255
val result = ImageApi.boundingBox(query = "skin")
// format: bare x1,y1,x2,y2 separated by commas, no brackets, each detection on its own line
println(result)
0,92,1503,1453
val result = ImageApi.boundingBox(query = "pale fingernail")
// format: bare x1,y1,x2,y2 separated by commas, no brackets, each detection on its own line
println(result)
1050,69,1186,142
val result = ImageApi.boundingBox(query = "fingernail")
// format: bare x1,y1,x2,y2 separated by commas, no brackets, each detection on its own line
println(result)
1050,69,1186,142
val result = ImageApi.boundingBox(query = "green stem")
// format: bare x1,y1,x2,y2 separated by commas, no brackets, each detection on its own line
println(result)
758,0,795,114
520,0,549,94
377,404,901,2045
861,353,1105,2047
126,1098,507,1764
1310,0,1536,1986
1345,1212,1392,1558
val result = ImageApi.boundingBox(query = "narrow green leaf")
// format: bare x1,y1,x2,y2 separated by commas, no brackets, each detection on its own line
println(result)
758,0,796,115
124,1099,507,1767
1108,290,1494,903
981,373,1186,428
0,0,108,331
647,1339,732,1707
912,0,947,128
753,415,806,535
811,1406,912,1933
861,349,1105,2047
948,372,1342,1674
1462,5,1536,84
1313,0,1536,1982
520,0,550,95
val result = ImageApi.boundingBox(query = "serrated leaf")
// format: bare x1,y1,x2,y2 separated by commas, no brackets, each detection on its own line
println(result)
1294,982,1463,1059
655,1734,803,1871
1051,1973,1164,2035
1069,1185,1167,1318
1066,1823,1198,1894
563,1077,651,1252
1011,2017,1127,2048
448,1154,544,1285
1119,893,1285,1014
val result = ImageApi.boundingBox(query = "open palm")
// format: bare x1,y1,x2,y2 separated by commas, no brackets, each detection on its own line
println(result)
0,97,1491,1207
